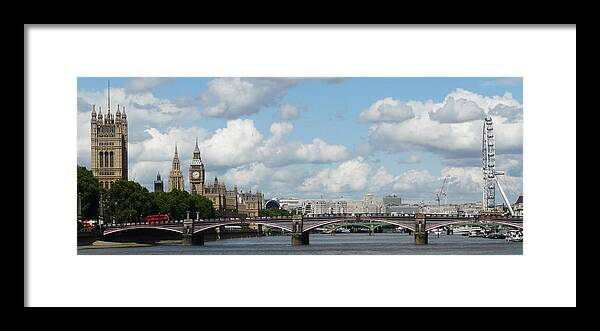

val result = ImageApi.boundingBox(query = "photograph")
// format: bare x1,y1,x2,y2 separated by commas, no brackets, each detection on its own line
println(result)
76,77,524,255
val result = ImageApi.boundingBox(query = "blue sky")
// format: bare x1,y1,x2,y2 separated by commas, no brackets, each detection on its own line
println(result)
77,77,523,204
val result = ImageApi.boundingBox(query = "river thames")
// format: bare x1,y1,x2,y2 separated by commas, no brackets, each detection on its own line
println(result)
78,232,523,255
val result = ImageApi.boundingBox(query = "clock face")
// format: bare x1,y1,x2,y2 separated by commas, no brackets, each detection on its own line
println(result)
192,171,200,179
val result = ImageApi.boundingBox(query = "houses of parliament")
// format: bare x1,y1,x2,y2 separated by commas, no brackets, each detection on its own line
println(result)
90,82,263,218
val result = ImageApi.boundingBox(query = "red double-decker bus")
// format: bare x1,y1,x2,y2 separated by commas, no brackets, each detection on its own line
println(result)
145,214,170,224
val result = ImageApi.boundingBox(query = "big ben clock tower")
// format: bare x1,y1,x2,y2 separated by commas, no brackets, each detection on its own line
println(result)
189,138,205,196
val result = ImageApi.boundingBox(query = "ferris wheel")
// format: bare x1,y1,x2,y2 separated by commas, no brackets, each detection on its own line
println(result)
482,117,514,216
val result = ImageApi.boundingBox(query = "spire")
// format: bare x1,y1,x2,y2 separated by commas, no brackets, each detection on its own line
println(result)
172,144,180,171
106,81,111,123
193,136,201,157
107,80,111,111
116,104,121,115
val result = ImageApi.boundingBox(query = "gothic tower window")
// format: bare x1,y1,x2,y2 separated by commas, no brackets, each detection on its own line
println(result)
110,151,114,167
99,152,104,167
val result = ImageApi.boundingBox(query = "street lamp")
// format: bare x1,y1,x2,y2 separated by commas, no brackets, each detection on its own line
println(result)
77,192,82,222
113,201,117,224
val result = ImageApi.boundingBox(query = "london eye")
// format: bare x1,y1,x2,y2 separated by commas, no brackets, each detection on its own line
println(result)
482,116,514,216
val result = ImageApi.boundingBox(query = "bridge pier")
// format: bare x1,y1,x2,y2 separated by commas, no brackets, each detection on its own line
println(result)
291,232,310,245
414,213,428,245
291,215,309,245
257,224,265,237
216,225,224,240
182,233,204,246
181,214,204,245
414,232,428,245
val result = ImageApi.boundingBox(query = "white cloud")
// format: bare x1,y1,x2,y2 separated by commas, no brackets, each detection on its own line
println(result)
300,157,372,193
128,127,209,163
199,78,344,118
489,104,523,123
199,78,298,118
444,88,521,111
278,104,299,120
222,162,271,188
198,119,348,168
293,138,349,164
428,89,520,124
269,122,294,139
392,169,437,192
359,97,415,123
77,112,92,168
125,78,168,94
397,155,422,164
429,96,485,123
369,167,397,192
221,163,308,195
441,167,482,194
129,160,172,190
201,119,264,167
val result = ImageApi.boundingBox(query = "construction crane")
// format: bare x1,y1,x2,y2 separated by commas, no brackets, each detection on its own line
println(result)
435,175,450,206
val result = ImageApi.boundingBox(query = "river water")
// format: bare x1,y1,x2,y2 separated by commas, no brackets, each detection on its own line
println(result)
77,233,523,255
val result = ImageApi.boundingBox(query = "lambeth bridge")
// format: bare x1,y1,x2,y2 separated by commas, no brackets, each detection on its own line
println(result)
101,213,523,246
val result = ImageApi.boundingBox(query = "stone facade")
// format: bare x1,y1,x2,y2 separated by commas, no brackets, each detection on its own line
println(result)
90,82,128,190
225,186,239,216
204,177,228,214
168,145,184,192
238,191,264,217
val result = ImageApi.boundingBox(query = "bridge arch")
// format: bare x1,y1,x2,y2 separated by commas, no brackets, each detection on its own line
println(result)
193,221,293,234
302,218,415,233
103,225,183,236
425,220,523,231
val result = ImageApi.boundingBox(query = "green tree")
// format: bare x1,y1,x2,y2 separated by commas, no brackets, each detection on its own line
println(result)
166,189,191,220
105,180,152,223
77,166,100,220
259,208,291,217
150,191,170,215
188,194,216,219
